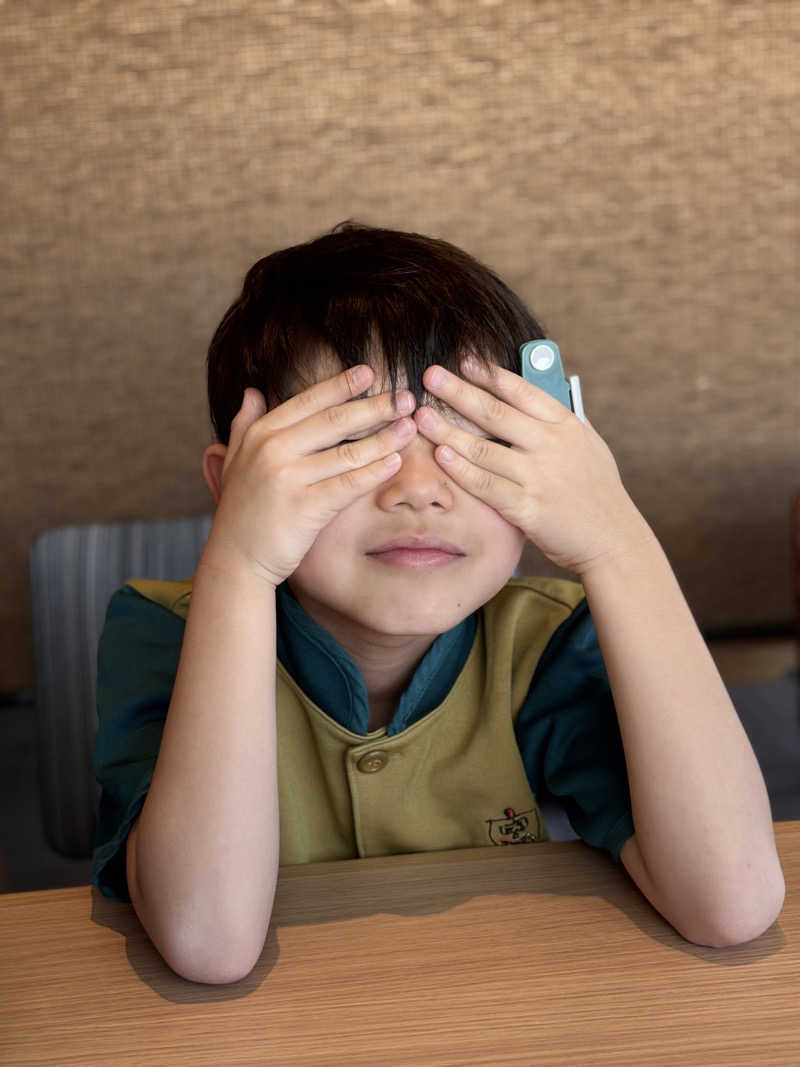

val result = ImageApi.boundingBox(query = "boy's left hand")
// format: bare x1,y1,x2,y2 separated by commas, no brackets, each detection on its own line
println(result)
416,358,653,576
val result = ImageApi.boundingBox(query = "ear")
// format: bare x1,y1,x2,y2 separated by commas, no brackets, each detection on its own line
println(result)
202,443,228,505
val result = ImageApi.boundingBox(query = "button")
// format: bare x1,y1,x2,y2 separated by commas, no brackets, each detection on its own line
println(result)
529,343,555,372
356,750,388,774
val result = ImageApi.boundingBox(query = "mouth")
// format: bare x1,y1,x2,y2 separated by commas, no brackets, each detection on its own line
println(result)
365,536,466,570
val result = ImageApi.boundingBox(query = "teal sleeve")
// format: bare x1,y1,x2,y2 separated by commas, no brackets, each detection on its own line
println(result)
91,585,185,900
515,598,635,860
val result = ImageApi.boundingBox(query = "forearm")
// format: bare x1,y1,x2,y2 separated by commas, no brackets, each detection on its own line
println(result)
580,525,785,945
129,545,280,983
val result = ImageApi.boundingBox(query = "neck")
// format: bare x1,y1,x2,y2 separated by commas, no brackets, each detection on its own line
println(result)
286,581,436,724
343,633,434,724
367,696,398,732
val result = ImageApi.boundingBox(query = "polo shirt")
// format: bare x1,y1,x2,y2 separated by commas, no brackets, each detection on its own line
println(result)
92,577,634,899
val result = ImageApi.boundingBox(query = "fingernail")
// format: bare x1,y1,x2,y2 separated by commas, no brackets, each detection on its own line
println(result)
396,390,415,413
461,356,479,375
351,365,371,388
426,366,445,388
393,417,415,437
417,408,437,430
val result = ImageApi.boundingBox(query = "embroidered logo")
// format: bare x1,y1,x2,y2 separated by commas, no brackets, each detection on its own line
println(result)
486,807,538,846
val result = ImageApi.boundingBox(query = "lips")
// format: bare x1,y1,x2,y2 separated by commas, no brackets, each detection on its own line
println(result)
366,536,465,570
367,536,464,555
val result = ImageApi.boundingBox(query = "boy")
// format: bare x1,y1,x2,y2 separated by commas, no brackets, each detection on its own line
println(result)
93,222,784,984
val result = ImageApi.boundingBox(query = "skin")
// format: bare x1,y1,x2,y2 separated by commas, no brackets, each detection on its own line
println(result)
412,357,784,949
278,360,528,728
126,352,785,984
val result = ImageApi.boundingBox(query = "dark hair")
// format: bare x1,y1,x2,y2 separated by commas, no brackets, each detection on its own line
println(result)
207,221,546,443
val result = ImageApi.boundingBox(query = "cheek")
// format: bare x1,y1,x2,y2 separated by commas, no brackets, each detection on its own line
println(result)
292,505,358,577
477,502,526,558
465,507,526,590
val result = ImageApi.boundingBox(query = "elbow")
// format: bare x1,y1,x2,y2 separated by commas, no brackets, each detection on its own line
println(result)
129,876,273,983
679,873,786,949
166,951,261,986
130,881,270,984
624,831,786,949
157,924,268,985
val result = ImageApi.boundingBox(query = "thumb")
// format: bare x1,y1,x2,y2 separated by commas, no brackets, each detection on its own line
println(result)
241,386,268,419
226,384,269,467
228,387,267,452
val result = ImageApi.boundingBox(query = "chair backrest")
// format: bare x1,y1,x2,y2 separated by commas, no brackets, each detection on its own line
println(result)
29,516,213,857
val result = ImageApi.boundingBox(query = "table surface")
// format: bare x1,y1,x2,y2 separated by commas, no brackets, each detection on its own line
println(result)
2,822,799,1067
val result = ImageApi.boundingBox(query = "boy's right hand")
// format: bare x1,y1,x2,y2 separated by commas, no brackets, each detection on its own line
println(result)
203,364,417,586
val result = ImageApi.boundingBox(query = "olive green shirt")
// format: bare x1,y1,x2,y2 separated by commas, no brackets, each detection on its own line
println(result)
92,577,634,899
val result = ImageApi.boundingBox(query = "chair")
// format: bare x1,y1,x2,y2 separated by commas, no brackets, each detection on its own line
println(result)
29,516,213,857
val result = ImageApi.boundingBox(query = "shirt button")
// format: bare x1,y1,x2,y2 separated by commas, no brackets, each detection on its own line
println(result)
356,750,389,774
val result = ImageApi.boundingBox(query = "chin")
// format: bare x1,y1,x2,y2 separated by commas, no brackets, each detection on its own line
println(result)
357,581,507,637
361,606,468,637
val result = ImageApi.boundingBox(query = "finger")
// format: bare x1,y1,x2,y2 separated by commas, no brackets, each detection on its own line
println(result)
310,449,404,514
422,363,565,447
227,387,268,461
433,441,523,521
260,364,376,434
288,386,417,457
459,357,573,423
304,415,418,483
414,405,522,485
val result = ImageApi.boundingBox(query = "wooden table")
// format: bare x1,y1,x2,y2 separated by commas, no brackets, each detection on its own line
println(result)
2,823,799,1066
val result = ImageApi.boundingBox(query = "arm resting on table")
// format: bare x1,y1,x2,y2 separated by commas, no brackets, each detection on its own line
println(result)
581,531,785,948
126,551,281,984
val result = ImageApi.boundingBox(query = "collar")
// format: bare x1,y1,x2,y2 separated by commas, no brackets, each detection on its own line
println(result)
275,582,477,737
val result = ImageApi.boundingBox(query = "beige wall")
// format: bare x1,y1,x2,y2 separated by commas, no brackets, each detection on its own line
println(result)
2,1,798,692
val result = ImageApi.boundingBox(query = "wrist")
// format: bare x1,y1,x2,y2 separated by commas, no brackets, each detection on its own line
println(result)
575,512,660,585
197,535,283,593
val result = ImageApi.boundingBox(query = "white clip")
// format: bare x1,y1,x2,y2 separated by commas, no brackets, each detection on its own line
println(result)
569,375,585,423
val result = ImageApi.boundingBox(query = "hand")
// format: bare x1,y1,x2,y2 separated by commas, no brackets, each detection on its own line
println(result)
205,365,418,585
415,358,653,576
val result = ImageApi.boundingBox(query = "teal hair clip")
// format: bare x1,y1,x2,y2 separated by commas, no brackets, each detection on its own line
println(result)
519,340,585,422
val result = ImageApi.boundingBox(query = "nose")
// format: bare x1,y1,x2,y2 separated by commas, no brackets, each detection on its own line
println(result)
375,434,454,512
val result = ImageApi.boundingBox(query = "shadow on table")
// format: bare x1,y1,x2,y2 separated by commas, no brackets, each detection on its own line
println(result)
89,837,788,1003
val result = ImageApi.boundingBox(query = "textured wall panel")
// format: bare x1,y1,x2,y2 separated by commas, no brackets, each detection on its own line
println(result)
1,0,798,690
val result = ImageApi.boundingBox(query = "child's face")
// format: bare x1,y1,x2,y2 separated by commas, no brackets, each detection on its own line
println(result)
286,356,526,646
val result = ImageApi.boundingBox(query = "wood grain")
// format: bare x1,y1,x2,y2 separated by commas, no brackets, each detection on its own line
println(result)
1,823,798,1065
